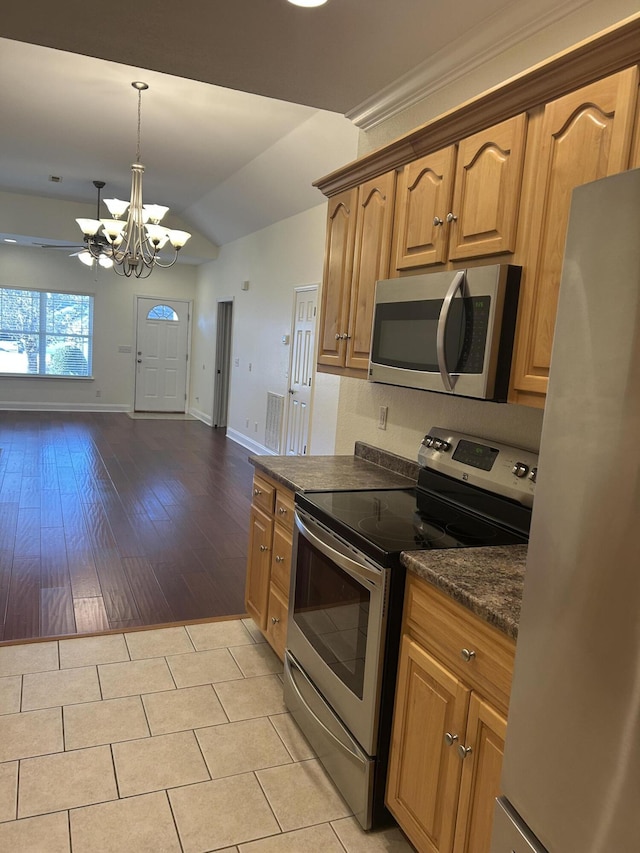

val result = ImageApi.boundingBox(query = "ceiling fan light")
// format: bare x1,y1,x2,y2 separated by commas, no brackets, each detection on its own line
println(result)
287,0,328,6
167,229,191,249
103,198,130,218
77,250,95,267
143,204,169,224
98,255,114,268
76,218,102,236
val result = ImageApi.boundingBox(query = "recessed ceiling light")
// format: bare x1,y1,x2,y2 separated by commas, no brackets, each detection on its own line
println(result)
4,238,17,243
287,0,328,7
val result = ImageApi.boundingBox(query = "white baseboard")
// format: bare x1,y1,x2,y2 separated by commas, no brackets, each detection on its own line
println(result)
189,406,213,426
0,401,130,412
226,428,276,456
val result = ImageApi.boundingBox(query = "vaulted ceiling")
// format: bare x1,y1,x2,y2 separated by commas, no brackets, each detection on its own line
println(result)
0,0,623,260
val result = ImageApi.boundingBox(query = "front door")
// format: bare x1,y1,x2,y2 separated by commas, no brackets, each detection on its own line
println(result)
134,297,190,412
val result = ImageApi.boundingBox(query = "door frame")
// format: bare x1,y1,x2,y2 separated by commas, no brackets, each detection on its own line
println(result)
133,294,193,413
213,299,234,429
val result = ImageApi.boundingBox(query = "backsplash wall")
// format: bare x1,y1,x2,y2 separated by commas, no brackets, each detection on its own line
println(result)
334,376,544,459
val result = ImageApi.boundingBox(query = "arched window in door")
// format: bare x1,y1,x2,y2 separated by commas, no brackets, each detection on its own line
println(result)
146,304,178,321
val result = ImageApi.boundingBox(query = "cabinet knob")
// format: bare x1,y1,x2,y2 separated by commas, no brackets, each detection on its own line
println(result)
278,507,287,515
259,545,269,552
446,212,458,223
461,648,476,662
253,488,262,496
271,616,280,624
444,732,459,746
458,745,473,760
275,555,285,563
433,216,444,226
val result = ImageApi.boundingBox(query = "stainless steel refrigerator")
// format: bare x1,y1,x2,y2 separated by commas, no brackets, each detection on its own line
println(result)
492,166,640,853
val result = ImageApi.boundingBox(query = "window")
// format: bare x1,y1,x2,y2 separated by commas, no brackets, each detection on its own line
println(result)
0,288,93,377
147,304,178,321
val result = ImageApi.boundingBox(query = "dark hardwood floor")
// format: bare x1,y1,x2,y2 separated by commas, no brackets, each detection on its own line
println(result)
0,412,255,643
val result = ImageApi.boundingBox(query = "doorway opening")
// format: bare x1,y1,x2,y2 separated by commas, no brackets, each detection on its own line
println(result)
213,300,234,429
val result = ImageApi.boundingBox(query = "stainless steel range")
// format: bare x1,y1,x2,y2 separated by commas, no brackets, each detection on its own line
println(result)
284,428,538,829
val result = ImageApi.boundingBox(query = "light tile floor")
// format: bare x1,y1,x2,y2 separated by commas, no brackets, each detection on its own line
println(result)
0,619,415,852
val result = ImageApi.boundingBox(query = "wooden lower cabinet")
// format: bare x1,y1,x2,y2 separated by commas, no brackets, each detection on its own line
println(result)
386,575,513,853
244,472,295,659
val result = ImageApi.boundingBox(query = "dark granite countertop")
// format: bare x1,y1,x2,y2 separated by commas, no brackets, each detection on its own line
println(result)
249,453,416,493
249,442,419,494
401,545,527,640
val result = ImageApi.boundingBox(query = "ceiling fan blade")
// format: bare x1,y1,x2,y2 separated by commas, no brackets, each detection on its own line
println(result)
36,243,85,250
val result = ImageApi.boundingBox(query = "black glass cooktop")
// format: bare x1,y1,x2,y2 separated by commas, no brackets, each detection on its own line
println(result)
296,476,529,567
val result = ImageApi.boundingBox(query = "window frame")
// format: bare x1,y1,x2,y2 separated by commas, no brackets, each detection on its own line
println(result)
0,286,95,379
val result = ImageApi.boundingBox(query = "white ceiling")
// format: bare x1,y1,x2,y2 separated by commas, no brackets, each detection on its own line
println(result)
0,0,603,259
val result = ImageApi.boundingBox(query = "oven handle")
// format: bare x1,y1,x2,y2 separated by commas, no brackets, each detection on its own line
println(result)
436,269,466,392
295,510,382,588
284,652,368,763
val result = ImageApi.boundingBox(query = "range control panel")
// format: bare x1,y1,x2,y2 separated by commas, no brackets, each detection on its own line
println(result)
418,427,539,507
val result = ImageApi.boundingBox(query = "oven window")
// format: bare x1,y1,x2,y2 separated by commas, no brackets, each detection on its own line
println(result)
293,536,369,699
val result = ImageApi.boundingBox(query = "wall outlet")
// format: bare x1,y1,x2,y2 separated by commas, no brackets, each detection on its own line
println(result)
378,406,388,430
95,390,101,398
245,418,249,428
254,421,258,432
234,358,240,367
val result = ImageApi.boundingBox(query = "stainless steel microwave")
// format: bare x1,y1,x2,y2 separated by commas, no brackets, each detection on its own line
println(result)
369,264,521,401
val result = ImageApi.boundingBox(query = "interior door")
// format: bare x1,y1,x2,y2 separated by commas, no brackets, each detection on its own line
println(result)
213,300,233,428
284,286,317,455
134,297,190,412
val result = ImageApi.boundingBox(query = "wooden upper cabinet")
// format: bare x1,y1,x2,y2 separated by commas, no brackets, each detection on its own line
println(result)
346,171,396,371
393,146,456,270
510,67,639,406
317,188,357,368
448,114,527,260
392,115,527,273
317,173,395,374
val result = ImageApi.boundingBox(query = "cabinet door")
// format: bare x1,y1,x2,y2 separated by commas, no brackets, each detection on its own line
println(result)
266,582,288,661
453,695,507,853
392,146,456,270
448,114,527,261
245,505,273,631
387,635,470,853
270,524,292,597
346,171,396,371
511,67,638,404
317,188,358,368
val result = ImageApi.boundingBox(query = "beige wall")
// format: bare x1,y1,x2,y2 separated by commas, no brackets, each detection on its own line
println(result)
192,204,342,455
0,244,197,410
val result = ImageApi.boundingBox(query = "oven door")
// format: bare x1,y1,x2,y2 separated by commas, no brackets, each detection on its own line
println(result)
286,508,389,755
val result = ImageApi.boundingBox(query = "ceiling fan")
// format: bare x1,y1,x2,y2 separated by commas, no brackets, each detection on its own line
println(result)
38,180,114,267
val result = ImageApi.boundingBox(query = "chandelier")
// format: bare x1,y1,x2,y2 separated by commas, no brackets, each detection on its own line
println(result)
75,82,191,278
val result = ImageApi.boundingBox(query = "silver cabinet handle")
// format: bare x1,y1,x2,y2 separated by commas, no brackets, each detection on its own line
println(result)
458,745,473,759
271,616,280,624
446,212,458,223
335,333,341,340
253,488,262,496
275,555,285,563
433,216,444,226
278,507,287,515
444,732,459,746
436,269,466,392
461,648,476,662
259,545,269,552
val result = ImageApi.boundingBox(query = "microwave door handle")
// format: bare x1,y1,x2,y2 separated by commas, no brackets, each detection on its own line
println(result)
436,270,466,392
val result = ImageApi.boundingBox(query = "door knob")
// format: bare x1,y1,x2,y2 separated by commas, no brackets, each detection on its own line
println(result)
137,359,142,363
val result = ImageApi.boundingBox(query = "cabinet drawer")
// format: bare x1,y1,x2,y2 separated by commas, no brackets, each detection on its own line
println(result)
271,525,293,596
274,489,295,533
252,475,275,514
405,575,515,713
